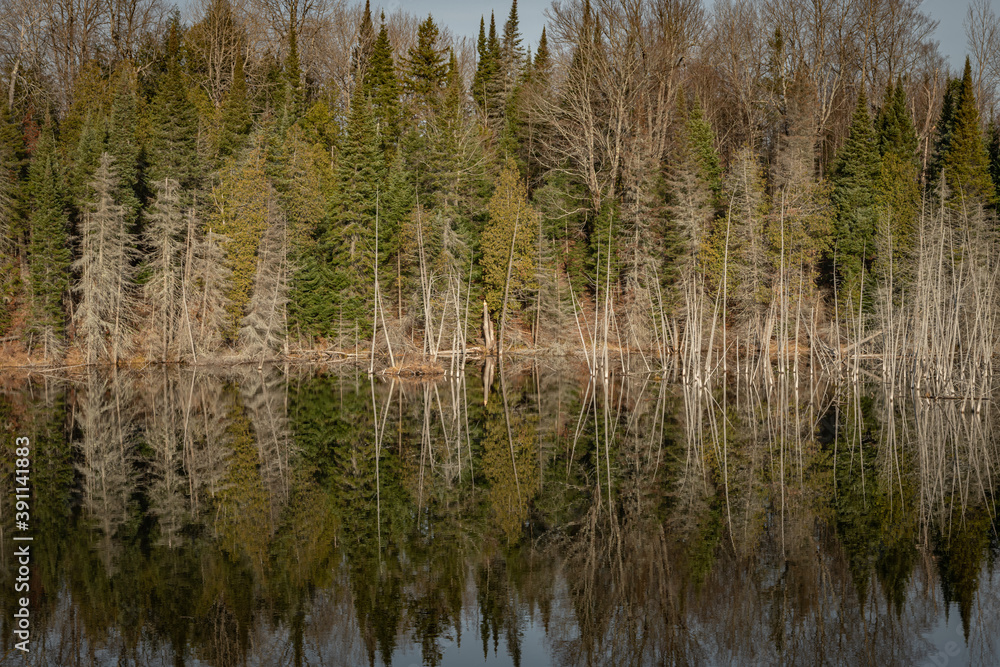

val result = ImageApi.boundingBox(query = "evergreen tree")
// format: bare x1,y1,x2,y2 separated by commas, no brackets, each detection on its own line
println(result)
352,0,376,84
363,17,402,153
148,13,200,190
404,15,448,116
481,158,537,320
107,65,142,231
988,119,1000,198
323,92,383,338
938,57,996,204
472,14,503,124
874,79,920,279
500,0,525,90
216,58,252,160
667,94,721,283
26,122,71,354
532,28,551,85
211,140,271,340
830,91,880,293
282,13,305,128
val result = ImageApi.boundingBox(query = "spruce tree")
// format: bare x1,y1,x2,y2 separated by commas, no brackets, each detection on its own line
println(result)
404,15,447,116
216,58,252,160
352,0,376,84
26,122,71,353
148,13,200,190
988,120,1000,198
282,13,305,128
939,57,995,204
107,65,142,231
501,0,525,90
325,92,382,338
874,79,920,279
363,17,402,153
830,91,880,293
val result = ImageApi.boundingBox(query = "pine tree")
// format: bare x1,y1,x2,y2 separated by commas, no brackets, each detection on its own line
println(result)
73,152,138,365
928,77,963,184
939,57,996,204
363,17,402,153
830,91,880,293
472,14,503,124
481,158,538,320
148,13,200,190
26,122,71,354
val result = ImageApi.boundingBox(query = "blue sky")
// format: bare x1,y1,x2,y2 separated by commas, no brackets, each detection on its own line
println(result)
384,0,973,73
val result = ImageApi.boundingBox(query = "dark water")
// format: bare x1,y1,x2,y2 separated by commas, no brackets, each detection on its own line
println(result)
0,363,998,666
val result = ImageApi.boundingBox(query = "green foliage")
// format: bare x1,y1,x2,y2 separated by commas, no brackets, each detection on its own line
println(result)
26,123,71,341
148,14,201,190
481,158,538,316
212,141,271,340
830,91,880,295
107,65,143,231
874,80,920,281
216,59,252,161
937,58,996,204
363,19,402,154
405,15,448,115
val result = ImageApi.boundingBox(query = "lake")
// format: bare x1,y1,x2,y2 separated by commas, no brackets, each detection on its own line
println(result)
0,362,997,666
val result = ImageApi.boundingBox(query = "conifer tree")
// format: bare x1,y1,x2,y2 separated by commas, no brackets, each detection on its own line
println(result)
405,15,447,116
26,122,71,354
148,14,200,190
352,0,376,85
107,66,142,231
322,91,383,338
282,13,305,128
874,79,920,279
216,58,252,160
830,91,880,292
473,14,503,124
211,141,271,340
938,57,995,204
239,190,289,357
363,17,402,153
988,120,1000,197
73,152,138,365
481,158,538,320
501,1,525,86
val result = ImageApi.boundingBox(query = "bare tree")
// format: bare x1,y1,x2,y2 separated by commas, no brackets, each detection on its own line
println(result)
73,152,138,365
238,192,290,361
144,178,185,362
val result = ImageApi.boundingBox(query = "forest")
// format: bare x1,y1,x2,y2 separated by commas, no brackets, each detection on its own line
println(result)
0,0,999,377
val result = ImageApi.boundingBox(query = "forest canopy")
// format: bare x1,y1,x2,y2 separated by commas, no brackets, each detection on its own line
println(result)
0,0,998,366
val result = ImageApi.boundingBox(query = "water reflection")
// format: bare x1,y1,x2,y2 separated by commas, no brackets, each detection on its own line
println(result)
0,365,998,666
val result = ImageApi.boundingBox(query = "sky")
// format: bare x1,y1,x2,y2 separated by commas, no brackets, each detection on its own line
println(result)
383,0,974,73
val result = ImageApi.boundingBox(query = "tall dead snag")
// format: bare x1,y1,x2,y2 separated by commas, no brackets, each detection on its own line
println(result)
144,177,185,362
73,152,138,365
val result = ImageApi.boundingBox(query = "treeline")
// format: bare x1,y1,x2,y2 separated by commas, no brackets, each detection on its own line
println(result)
1,0,1000,366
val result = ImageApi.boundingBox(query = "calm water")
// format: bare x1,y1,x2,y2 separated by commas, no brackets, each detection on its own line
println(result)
0,363,998,666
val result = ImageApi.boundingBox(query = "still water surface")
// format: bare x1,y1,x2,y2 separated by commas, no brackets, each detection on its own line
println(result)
0,363,998,666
